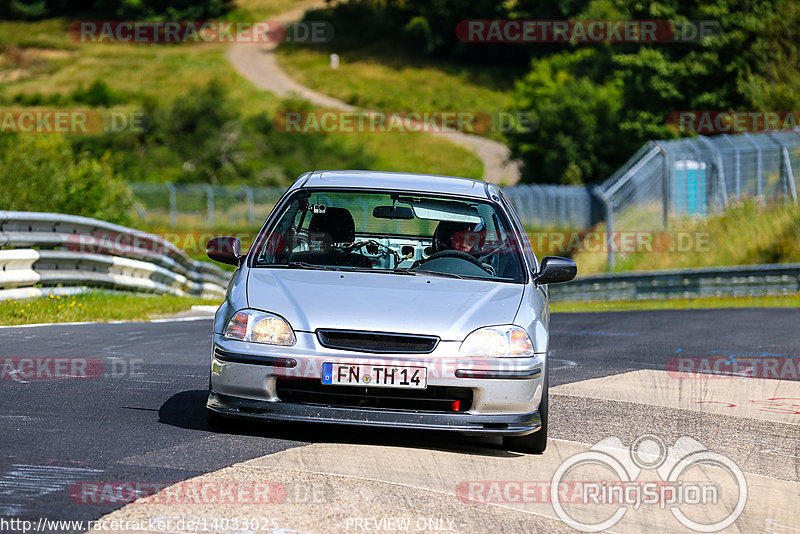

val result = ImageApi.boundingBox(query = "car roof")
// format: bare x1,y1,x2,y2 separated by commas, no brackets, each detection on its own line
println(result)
291,170,500,200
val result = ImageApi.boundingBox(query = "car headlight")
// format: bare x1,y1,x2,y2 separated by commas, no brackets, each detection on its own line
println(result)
459,325,534,357
223,310,296,346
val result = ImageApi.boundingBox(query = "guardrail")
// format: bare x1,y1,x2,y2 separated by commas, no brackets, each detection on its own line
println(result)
0,211,230,300
550,263,800,302
5,211,796,303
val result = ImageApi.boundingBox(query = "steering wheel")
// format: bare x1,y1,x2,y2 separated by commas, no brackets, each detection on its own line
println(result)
413,250,490,272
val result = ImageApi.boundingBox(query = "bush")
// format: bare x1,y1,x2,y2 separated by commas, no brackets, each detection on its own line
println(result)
71,79,127,108
69,81,376,187
324,0,800,186
0,135,132,224
297,0,530,65
0,0,233,19
507,50,631,185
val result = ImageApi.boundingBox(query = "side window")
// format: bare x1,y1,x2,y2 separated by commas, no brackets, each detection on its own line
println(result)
499,192,537,272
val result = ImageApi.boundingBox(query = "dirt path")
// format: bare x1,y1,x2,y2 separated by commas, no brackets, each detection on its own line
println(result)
227,5,521,185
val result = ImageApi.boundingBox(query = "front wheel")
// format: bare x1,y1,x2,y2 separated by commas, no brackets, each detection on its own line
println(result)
504,362,549,454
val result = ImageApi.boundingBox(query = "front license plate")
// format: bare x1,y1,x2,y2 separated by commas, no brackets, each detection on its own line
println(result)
321,362,427,389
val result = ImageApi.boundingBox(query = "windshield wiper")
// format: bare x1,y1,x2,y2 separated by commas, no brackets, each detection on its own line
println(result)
390,268,418,276
413,269,464,280
286,261,337,270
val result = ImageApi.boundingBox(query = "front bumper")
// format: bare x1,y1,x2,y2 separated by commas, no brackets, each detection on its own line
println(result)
208,333,545,436
208,391,541,436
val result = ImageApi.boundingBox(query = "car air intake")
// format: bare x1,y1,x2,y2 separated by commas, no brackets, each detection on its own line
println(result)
316,329,439,354
276,379,472,412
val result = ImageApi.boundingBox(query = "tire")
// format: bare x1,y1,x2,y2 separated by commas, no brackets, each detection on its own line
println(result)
504,360,549,454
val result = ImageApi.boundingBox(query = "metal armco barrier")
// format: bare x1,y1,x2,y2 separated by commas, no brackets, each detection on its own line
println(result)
550,263,800,302
0,211,229,300
5,212,797,304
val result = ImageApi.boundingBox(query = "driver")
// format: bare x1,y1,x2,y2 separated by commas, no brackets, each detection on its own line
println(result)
414,220,495,275
434,221,486,254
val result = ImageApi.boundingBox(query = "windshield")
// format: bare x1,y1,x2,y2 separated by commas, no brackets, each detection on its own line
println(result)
253,189,526,282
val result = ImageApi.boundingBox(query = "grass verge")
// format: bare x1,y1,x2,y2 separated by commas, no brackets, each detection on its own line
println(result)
228,0,321,21
0,12,482,182
551,294,800,313
0,292,219,326
573,200,800,275
5,290,795,326
276,45,514,141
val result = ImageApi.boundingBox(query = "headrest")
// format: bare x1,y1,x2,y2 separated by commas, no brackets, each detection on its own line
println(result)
309,207,356,245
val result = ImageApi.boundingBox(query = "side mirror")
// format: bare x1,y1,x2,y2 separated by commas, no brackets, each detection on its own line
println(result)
206,236,242,266
533,256,576,285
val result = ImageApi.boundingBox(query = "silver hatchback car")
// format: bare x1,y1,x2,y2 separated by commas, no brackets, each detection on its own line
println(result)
205,170,576,453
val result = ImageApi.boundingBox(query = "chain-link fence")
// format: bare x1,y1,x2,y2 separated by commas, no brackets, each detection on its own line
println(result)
503,184,593,229
130,183,285,228
129,131,800,268
594,131,800,269
130,181,596,230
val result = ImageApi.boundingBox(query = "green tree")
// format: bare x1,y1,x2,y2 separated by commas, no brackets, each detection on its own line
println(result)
69,81,375,187
507,49,628,184
1,0,232,19
0,135,132,223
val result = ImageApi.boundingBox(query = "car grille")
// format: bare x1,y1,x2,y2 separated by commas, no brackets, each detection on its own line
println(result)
316,329,439,354
275,378,472,413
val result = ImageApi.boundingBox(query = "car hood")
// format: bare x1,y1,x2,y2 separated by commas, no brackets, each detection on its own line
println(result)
246,269,524,341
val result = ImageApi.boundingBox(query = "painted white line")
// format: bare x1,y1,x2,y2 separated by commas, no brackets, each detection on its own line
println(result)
191,305,219,313
765,518,800,532
0,321,96,330
0,316,212,329
148,316,212,324
550,359,577,371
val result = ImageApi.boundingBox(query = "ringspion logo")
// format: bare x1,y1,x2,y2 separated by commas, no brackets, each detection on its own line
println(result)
550,435,746,532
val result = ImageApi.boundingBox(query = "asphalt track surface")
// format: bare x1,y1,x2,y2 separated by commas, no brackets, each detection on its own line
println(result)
1,309,799,533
